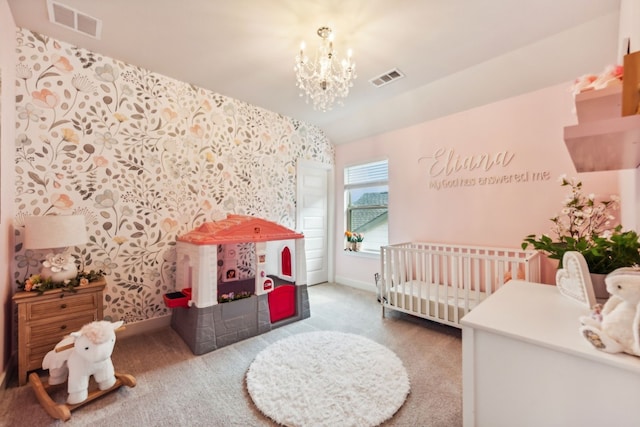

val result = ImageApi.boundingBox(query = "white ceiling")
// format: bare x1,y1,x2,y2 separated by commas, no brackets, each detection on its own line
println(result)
8,0,622,144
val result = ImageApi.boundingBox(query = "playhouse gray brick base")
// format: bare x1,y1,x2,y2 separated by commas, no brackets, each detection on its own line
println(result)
171,284,310,355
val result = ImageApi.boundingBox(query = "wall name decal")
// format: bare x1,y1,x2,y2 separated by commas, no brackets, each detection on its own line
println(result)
419,147,550,191
419,147,515,177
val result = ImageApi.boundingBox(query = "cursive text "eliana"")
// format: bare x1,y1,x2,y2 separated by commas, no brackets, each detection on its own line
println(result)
419,148,515,177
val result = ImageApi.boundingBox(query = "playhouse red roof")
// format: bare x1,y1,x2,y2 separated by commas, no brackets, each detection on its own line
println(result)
177,214,304,245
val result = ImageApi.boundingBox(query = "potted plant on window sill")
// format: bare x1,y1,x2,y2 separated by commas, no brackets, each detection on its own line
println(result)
344,231,364,252
522,176,640,301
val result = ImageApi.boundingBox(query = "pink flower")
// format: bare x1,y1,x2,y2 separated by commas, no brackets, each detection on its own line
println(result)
162,108,178,122
93,156,109,167
571,64,624,95
161,218,179,232
32,88,59,109
52,55,73,72
190,124,203,138
51,193,74,209
612,65,624,79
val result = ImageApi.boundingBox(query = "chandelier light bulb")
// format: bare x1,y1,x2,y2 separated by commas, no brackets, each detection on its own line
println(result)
294,26,357,112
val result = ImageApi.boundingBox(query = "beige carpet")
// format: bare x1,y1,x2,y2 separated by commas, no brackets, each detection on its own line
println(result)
0,283,462,427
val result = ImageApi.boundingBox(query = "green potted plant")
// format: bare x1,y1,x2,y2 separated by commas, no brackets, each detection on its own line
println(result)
522,176,640,298
344,231,364,251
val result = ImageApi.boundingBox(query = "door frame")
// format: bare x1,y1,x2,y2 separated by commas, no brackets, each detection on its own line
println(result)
296,160,335,284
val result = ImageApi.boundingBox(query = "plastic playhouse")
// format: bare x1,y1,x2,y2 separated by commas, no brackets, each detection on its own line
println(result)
165,214,310,354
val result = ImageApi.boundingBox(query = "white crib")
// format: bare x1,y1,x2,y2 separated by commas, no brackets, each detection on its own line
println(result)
380,242,541,328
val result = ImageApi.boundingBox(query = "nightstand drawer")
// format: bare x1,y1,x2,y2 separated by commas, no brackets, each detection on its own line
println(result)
29,312,98,348
26,313,98,371
27,293,99,321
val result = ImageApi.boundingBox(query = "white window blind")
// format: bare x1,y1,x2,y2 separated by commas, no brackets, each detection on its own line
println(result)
344,160,388,187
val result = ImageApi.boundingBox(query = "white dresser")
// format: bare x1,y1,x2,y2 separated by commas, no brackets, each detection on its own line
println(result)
461,280,640,427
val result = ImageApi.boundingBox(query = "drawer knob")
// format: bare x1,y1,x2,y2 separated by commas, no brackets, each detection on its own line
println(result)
60,304,67,309
60,325,67,330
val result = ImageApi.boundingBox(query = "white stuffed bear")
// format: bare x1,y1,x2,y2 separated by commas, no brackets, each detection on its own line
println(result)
579,267,640,356
42,320,124,404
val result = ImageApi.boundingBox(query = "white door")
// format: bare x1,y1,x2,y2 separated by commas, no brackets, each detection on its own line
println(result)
297,161,332,285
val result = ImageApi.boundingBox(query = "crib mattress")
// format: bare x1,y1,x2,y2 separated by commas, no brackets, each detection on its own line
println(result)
383,281,488,326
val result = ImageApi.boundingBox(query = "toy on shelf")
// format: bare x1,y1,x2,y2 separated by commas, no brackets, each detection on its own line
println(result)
30,320,136,421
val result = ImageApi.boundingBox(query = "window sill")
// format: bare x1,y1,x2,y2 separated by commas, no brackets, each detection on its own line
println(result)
343,249,379,259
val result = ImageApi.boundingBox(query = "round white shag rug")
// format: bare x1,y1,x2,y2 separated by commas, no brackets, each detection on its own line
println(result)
246,331,410,427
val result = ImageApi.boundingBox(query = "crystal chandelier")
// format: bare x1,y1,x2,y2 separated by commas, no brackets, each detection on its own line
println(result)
294,26,356,112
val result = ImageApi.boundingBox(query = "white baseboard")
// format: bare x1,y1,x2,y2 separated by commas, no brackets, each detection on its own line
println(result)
334,276,377,294
118,314,172,339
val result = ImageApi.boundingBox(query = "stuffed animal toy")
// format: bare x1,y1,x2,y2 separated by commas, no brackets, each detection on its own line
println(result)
579,267,640,357
42,320,124,404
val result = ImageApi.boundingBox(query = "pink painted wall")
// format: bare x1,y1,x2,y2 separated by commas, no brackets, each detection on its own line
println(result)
0,0,16,384
335,83,620,289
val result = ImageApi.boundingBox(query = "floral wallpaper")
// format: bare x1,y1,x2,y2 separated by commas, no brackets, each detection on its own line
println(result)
13,29,333,323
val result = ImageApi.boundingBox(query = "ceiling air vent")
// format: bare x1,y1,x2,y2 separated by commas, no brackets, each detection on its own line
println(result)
47,0,102,39
369,68,405,88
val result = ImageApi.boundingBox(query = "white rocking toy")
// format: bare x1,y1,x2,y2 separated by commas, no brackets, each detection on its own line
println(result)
30,320,136,421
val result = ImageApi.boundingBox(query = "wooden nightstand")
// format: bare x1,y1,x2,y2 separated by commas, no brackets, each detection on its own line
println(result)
12,278,106,386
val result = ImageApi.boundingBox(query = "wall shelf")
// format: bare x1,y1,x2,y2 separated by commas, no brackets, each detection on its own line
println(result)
564,114,640,172
563,53,640,173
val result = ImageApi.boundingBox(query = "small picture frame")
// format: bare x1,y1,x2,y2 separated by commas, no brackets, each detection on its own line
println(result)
225,268,238,281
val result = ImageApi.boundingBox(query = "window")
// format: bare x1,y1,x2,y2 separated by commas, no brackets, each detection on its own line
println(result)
344,160,388,252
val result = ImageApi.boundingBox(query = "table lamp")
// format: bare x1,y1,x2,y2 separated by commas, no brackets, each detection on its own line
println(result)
24,214,89,282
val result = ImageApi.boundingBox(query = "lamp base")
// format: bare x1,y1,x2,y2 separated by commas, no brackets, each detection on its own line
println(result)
40,265,78,282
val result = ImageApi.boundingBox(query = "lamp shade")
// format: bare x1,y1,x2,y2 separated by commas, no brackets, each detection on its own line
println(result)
24,215,88,250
